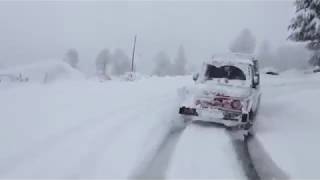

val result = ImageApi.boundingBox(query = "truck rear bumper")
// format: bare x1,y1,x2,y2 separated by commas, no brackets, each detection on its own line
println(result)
179,106,247,127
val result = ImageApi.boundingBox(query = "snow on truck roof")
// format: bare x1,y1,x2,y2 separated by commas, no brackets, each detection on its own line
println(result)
206,53,256,65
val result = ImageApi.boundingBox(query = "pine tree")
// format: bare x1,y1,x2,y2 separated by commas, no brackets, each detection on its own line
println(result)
111,49,130,76
63,49,79,68
152,51,172,76
289,0,320,66
309,50,320,66
173,45,187,76
229,29,256,54
96,49,111,78
257,40,274,68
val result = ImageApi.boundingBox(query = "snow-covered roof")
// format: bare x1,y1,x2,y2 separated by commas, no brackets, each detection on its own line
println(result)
207,53,256,65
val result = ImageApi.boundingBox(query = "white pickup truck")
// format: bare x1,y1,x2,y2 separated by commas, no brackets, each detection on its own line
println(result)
179,53,261,133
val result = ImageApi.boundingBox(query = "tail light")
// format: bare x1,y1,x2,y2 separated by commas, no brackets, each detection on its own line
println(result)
195,99,201,105
231,100,242,110
222,99,232,109
213,96,242,111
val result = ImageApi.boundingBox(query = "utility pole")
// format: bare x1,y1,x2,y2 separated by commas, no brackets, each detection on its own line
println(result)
131,35,137,72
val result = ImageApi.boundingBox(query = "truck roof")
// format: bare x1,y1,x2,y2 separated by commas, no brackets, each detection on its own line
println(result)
206,53,256,66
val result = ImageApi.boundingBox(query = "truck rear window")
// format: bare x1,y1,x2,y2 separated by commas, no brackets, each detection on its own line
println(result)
205,64,246,80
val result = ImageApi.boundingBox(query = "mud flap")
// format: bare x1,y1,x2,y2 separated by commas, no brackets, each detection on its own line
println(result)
179,106,198,116
226,123,251,131
226,123,253,140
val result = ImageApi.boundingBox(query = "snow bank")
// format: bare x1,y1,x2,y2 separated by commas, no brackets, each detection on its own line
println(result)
119,72,150,81
0,61,84,85
280,68,304,77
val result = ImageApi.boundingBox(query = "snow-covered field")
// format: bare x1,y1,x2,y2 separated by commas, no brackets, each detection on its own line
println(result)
256,72,320,179
0,64,320,179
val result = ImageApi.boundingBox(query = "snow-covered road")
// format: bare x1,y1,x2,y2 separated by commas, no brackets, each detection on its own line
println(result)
166,122,244,179
136,120,288,180
0,77,190,178
1,71,320,179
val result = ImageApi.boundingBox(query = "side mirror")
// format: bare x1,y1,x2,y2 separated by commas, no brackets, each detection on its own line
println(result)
192,73,199,81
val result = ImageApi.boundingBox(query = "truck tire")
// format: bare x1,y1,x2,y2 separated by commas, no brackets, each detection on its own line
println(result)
247,110,255,137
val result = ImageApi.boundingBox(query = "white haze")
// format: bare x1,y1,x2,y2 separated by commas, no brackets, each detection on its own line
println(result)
0,1,307,73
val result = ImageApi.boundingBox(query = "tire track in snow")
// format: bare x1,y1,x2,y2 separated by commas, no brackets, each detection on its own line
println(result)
230,134,260,180
247,136,289,180
188,121,288,180
229,132,289,180
163,121,244,179
69,102,171,178
131,127,184,179
138,119,288,180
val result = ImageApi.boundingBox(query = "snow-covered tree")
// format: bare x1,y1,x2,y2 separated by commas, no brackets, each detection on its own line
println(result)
111,49,130,76
229,29,256,54
63,49,79,68
309,50,320,66
274,44,310,70
257,40,274,67
173,45,187,75
289,0,320,66
96,49,111,77
153,51,172,76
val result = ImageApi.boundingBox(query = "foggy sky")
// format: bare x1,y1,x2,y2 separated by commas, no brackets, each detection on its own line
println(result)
0,1,295,72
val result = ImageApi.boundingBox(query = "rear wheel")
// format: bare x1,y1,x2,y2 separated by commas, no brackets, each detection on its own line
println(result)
246,110,255,137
